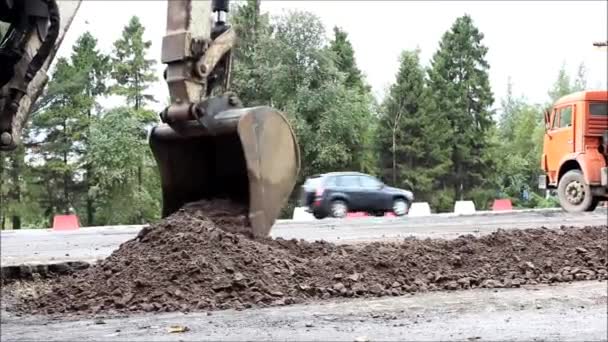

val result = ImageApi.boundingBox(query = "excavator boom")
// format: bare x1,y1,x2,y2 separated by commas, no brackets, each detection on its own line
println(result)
0,0,80,149
0,0,300,238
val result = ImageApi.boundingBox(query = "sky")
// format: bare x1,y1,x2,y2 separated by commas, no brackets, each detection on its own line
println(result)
54,0,608,113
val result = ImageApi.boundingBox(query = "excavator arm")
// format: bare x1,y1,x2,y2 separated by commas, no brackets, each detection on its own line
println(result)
0,0,300,238
0,0,80,150
0,0,234,150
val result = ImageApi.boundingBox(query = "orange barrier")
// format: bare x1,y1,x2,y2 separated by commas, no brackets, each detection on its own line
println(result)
492,199,513,211
52,215,80,231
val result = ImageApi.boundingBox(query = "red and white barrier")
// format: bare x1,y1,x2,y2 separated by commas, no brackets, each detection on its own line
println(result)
492,199,513,211
346,212,369,218
52,215,80,231
454,201,476,215
408,202,432,217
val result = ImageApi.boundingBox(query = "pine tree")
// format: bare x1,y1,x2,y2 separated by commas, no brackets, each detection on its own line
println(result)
69,32,110,226
573,62,587,92
427,14,495,202
110,16,158,113
498,77,525,141
376,50,452,207
327,26,376,173
329,26,368,92
231,0,273,105
0,145,27,229
107,16,160,224
548,62,572,103
28,58,89,219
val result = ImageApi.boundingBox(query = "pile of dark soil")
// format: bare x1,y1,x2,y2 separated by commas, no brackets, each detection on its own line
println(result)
9,200,608,317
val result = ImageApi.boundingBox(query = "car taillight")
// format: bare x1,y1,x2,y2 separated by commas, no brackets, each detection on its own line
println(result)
313,187,324,207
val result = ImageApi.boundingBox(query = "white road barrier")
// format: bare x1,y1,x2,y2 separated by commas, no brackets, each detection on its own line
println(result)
408,202,432,217
292,207,315,221
454,201,476,215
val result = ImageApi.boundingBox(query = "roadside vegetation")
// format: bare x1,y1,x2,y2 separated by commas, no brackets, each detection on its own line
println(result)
0,0,588,228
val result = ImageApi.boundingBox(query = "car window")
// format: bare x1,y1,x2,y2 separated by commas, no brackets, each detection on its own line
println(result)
303,177,321,190
589,102,607,117
558,106,572,128
324,176,338,187
359,176,381,188
551,109,559,129
336,175,360,188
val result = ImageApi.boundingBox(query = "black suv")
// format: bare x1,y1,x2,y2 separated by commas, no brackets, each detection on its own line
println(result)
299,172,414,219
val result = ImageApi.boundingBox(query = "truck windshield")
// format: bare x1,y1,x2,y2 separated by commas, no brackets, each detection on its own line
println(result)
589,102,607,117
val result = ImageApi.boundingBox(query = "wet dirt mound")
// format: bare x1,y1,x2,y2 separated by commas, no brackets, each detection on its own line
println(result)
8,200,608,317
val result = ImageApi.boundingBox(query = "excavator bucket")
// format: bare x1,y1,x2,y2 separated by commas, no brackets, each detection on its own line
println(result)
148,106,300,238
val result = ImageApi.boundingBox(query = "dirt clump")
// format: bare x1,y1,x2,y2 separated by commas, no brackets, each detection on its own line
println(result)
7,199,608,317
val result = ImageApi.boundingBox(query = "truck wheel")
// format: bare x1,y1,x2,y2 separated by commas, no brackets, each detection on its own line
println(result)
557,170,594,212
330,200,348,218
588,197,600,212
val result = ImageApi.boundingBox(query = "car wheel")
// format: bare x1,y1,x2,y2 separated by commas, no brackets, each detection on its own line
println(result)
313,210,326,219
392,198,409,216
557,170,594,212
330,200,348,218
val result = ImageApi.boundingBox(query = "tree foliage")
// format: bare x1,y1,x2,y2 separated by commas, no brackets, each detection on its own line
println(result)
0,145,31,229
110,16,158,111
231,0,272,105
107,16,160,224
547,61,588,103
87,107,160,224
573,62,587,92
27,58,89,216
232,6,376,179
494,86,545,205
1,18,161,228
375,50,452,209
426,14,496,204
329,26,368,92
548,63,572,103
70,32,111,225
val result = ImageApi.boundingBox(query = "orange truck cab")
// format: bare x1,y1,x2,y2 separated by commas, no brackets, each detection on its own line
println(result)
539,90,608,212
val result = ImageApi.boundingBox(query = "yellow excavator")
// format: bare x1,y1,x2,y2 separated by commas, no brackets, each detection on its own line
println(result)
0,0,300,238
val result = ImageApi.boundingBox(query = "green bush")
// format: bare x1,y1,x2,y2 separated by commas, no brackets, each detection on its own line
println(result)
527,192,560,208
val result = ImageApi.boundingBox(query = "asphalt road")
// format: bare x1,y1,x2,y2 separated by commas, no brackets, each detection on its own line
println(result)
1,209,607,267
2,281,606,341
